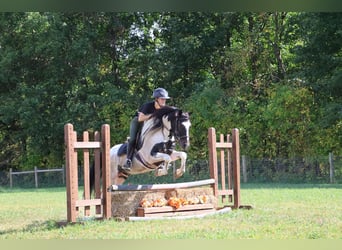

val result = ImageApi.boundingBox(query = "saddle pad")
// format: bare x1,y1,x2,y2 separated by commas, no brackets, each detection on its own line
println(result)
117,143,128,156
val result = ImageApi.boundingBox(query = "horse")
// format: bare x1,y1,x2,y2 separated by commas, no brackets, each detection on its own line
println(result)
90,106,191,191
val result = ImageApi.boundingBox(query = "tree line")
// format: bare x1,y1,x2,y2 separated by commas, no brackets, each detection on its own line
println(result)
0,12,341,173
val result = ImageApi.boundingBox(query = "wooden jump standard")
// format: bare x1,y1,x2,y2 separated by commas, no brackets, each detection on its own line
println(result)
64,123,111,223
208,127,241,209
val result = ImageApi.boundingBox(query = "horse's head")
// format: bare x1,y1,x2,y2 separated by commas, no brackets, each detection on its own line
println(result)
162,108,191,151
152,106,191,151
174,110,191,151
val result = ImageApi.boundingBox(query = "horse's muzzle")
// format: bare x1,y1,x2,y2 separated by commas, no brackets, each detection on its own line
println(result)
180,140,190,151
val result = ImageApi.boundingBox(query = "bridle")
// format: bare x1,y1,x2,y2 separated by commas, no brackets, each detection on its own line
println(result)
168,110,189,143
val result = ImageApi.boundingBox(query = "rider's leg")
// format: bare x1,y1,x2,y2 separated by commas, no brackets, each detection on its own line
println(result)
123,116,139,170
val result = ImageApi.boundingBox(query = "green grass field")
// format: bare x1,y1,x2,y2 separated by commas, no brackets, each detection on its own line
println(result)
0,183,341,239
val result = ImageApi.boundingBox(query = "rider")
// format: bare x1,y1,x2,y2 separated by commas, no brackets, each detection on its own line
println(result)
122,87,171,171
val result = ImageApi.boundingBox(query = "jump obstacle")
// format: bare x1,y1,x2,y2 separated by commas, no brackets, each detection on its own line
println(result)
64,124,241,222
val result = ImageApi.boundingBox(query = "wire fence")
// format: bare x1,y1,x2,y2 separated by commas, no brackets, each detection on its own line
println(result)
241,154,342,184
0,154,341,188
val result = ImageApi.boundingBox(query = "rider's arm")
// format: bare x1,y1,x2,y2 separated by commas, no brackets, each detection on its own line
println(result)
137,112,152,122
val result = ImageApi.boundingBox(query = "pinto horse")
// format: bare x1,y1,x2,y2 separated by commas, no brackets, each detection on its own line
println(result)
90,106,191,191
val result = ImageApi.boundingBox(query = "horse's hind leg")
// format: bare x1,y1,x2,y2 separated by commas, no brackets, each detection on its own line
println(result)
111,154,127,185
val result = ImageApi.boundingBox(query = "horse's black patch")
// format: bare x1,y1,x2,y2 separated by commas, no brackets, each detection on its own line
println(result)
150,140,175,156
117,143,128,156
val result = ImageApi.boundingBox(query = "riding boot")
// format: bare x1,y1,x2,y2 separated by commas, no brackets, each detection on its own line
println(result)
123,116,140,171
123,143,134,171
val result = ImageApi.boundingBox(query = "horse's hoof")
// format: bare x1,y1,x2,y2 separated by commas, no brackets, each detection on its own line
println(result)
118,165,131,176
175,169,184,179
155,168,168,177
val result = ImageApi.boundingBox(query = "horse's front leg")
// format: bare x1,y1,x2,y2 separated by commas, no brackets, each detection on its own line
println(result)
153,152,172,177
170,150,187,179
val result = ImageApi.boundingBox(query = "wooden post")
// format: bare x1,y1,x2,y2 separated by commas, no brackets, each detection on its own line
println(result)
94,131,101,214
9,168,12,188
242,155,247,183
227,134,232,202
65,123,78,223
208,127,218,197
62,165,65,184
232,128,241,208
101,124,111,219
329,152,334,184
219,133,226,202
34,166,38,188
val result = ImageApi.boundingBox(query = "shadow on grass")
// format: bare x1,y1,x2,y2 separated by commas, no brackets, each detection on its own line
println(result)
0,217,107,237
0,220,61,236
241,183,342,189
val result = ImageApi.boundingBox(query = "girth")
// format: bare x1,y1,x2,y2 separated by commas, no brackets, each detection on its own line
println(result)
135,152,156,169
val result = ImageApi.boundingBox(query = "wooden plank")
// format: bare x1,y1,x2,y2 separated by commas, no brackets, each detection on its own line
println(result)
215,142,233,148
141,208,216,217
74,141,101,149
83,131,90,216
75,199,102,207
110,179,215,191
137,204,215,217
217,189,234,196
139,204,214,213
129,207,232,221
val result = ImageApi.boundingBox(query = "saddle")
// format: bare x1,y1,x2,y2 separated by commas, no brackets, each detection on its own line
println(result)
117,130,143,157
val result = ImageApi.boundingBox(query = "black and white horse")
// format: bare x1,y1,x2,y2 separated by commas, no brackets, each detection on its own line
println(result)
91,106,191,188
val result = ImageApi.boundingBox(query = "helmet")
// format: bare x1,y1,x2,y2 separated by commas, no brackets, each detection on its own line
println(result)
152,87,171,99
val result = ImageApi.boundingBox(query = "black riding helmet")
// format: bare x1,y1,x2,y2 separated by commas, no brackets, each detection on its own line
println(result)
152,87,171,99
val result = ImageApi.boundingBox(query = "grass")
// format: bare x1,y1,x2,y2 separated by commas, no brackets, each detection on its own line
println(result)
0,183,342,239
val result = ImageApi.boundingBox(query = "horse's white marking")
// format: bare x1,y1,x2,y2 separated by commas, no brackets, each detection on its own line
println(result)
182,120,191,139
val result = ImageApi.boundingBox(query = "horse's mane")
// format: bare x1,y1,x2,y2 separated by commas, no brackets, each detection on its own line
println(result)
152,106,178,119
150,106,179,131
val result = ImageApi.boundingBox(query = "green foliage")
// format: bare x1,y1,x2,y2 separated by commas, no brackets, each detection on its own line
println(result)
0,12,341,179
263,83,316,157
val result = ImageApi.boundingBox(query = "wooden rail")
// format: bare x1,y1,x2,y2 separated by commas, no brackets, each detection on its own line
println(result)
109,178,215,191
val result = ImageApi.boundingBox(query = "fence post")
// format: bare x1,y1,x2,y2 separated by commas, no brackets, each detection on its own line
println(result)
329,152,334,184
242,155,247,183
9,168,12,188
62,165,65,184
34,166,38,188
232,128,241,209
